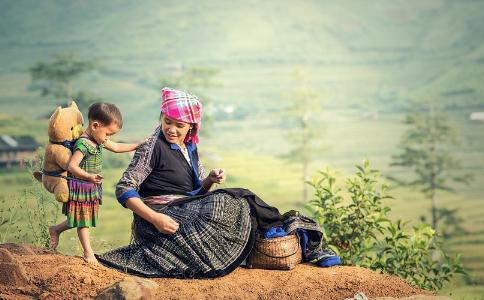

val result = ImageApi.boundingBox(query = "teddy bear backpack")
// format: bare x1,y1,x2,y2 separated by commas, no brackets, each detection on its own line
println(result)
33,101,84,203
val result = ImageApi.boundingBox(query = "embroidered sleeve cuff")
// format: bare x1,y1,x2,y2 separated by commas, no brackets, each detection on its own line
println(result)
118,189,141,208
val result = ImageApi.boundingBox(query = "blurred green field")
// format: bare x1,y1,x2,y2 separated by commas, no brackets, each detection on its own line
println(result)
1,110,483,298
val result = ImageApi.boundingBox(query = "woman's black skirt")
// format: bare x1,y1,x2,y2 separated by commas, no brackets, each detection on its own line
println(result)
96,191,255,278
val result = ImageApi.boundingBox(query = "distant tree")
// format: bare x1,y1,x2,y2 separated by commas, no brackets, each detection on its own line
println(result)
390,104,472,232
159,66,220,136
71,90,103,114
282,68,326,202
433,207,467,239
29,53,97,103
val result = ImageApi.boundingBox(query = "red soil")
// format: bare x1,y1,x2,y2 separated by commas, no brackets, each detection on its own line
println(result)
0,243,432,300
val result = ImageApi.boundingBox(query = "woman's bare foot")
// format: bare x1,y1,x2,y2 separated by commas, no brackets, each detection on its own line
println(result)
84,253,98,265
49,226,59,249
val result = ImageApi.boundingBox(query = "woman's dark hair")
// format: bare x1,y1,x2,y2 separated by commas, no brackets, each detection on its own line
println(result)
88,102,123,128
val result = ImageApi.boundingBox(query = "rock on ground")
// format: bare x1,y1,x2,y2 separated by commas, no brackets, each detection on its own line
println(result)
95,277,158,300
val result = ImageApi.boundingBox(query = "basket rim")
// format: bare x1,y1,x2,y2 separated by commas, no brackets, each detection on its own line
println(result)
255,233,298,243
252,233,300,258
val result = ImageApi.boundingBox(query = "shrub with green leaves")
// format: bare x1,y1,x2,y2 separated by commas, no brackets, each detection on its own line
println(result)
307,160,465,291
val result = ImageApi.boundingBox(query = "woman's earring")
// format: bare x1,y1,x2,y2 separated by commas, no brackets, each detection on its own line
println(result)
188,128,192,136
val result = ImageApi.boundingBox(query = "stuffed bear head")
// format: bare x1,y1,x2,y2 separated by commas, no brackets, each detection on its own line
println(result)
48,101,84,142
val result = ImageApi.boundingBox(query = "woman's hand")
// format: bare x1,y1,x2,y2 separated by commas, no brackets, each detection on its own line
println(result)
200,168,226,193
125,198,179,234
209,168,226,184
150,212,179,234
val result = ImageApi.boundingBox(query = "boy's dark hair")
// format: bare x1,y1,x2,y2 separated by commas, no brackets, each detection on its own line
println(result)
88,102,123,128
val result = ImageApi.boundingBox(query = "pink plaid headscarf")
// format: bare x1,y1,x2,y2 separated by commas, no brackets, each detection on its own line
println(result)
160,87,203,144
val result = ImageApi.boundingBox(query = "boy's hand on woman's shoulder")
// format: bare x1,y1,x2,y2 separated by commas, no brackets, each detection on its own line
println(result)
134,137,151,150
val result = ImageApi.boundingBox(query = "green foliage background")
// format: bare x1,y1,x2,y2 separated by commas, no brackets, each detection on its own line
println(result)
308,161,465,291
0,1,483,298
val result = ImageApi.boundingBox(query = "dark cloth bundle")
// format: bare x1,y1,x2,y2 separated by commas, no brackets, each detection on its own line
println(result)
283,214,341,267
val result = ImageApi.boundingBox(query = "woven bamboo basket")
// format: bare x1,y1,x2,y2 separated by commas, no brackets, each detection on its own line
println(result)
247,233,302,270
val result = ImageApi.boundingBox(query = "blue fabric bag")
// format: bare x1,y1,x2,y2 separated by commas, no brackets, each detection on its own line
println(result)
297,228,341,267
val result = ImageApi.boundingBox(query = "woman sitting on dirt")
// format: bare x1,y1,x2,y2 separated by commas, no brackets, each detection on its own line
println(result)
97,87,283,278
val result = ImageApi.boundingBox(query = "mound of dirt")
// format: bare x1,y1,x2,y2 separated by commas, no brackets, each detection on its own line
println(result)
0,243,434,300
